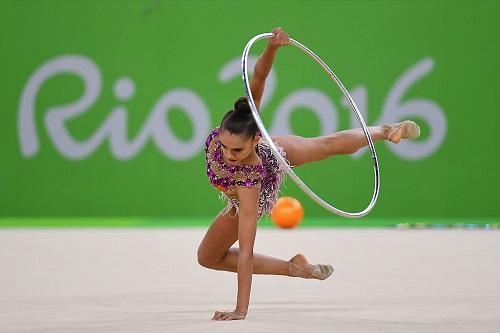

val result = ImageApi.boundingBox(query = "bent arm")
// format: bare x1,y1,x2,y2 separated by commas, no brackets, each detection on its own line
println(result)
234,186,259,315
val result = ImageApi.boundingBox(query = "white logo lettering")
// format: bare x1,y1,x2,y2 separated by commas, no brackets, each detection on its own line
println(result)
19,55,210,160
19,54,446,161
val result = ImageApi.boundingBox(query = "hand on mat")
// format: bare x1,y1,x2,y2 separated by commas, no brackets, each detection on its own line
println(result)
268,27,290,49
211,309,246,321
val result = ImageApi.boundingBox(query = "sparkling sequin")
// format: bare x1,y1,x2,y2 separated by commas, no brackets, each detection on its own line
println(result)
205,127,288,218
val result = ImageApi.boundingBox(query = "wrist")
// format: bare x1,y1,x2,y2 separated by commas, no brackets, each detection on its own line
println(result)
266,43,279,52
234,307,248,315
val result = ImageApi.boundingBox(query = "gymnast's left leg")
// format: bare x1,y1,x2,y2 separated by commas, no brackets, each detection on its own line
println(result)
272,121,420,167
267,121,419,278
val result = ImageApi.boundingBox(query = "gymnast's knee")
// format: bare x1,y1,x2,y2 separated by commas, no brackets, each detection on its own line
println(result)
197,248,219,269
197,248,210,268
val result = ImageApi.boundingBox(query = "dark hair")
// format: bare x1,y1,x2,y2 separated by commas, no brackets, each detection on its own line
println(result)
220,97,259,139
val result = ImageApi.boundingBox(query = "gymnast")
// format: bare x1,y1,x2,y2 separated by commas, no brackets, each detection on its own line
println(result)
197,27,420,321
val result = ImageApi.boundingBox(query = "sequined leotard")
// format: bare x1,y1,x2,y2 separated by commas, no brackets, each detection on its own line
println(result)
205,127,288,218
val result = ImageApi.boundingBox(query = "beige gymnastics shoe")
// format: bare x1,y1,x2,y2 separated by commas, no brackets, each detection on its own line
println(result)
387,120,421,144
288,253,334,280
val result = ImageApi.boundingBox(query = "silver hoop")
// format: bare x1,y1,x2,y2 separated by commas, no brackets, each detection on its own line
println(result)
241,33,380,218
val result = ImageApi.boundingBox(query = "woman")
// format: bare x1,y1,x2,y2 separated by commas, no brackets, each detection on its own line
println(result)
197,27,420,321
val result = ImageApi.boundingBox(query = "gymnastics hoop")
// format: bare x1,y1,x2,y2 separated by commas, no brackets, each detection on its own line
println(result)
241,33,380,218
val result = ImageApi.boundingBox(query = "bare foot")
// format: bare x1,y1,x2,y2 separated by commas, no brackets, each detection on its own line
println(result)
387,120,421,144
288,253,334,280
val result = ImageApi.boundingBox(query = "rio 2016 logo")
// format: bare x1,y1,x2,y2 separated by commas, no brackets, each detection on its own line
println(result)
18,55,446,161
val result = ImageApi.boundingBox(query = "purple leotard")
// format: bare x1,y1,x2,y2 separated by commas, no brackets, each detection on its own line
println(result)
205,127,288,218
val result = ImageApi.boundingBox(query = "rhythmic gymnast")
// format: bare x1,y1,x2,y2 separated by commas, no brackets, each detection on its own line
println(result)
197,27,420,321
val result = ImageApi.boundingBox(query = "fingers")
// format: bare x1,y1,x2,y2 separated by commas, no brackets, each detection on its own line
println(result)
272,27,282,35
211,310,229,320
211,310,242,321
270,27,290,46
277,35,290,46
211,311,222,320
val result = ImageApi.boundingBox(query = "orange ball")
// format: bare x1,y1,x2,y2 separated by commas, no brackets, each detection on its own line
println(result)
271,196,304,228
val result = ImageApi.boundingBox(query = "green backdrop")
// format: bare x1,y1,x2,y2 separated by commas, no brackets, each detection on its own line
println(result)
1,0,499,221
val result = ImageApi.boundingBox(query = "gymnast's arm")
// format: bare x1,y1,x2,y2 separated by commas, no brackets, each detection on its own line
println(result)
250,27,290,111
233,186,260,316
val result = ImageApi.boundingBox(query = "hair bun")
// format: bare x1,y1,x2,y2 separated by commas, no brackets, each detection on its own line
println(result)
233,97,251,115
220,96,259,138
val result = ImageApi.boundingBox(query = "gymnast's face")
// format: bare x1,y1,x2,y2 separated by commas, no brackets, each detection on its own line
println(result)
219,130,259,164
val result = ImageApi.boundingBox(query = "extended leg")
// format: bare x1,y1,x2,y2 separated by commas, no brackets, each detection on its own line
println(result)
273,121,419,167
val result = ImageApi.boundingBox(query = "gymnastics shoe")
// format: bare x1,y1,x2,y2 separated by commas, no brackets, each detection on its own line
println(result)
387,120,421,144
288,253,334,280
